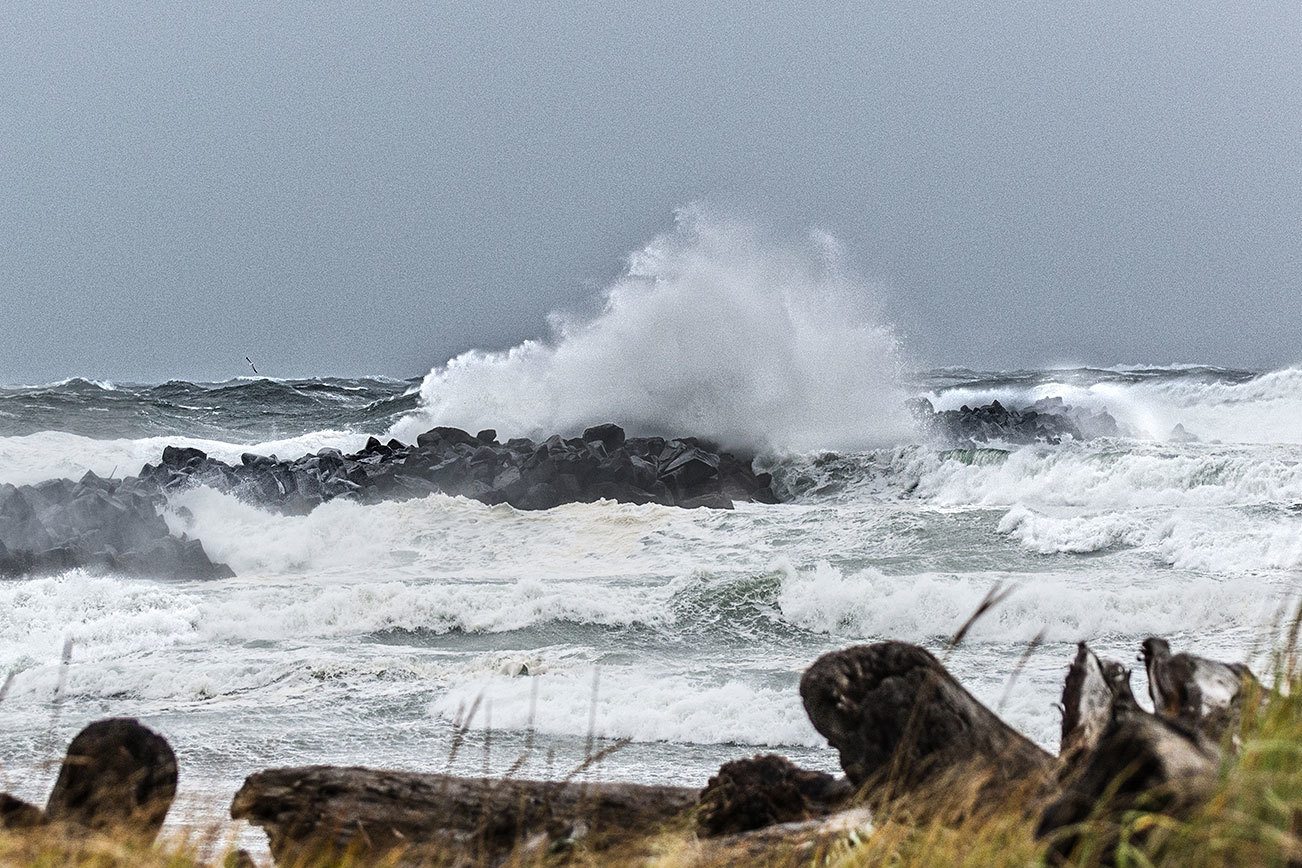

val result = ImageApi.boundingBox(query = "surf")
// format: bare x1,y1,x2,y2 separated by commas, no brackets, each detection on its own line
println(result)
390,208,914,454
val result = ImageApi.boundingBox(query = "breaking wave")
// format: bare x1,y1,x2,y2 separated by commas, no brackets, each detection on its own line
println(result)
775,561,1290,643
926,365,1302,445
390,208,913,453
430,667,822,748
0,430,368,487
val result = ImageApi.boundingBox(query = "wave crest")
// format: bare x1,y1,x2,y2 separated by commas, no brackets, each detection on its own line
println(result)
391,209,913,453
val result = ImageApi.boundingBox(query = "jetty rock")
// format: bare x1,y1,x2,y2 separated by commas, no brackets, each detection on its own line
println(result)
141,423,780,514
909,397,1120,445
0,473,231,580
0,424,777,579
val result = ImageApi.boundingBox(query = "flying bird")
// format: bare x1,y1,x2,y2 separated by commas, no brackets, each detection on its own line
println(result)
1140,637,1256,724
245,357,259,375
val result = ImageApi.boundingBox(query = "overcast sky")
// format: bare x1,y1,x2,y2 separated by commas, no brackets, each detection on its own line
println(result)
1,1,1298,382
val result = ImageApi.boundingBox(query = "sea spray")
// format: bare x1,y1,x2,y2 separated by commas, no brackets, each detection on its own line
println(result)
390,208,914,452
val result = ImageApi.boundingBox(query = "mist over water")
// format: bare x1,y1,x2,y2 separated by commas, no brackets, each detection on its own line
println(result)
0,215,1297,842
391,209,914,453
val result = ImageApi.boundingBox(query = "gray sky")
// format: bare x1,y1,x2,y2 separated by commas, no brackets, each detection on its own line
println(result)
1,1,1298,383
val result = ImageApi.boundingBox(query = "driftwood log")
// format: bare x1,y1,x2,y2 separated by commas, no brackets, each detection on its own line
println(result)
1058,642,1131,762
0,717,177,843
691,805,874,865
800,641,1056,811
1140,636,1260,743
1039,652,1221,862
228,638,1244,865
230,765,699,864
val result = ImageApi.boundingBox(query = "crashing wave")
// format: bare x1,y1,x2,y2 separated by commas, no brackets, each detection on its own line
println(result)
391,208,914,453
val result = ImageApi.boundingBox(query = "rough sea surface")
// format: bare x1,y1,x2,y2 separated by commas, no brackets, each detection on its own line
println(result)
0,364,1298,834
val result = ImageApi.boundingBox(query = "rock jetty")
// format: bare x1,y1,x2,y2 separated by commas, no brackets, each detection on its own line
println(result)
0,474,230,579
911,397,1120,444
0,424,777,579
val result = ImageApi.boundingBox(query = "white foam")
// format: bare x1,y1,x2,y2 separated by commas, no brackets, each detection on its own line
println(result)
876,441,1302,572
929,367,1302,445
901,442,1302,510
0,567,669,707
430,664,822,748
1,377,119,390
996,505,1146,554
997,504,1302,571
0,429,368,486
0,572,200,674
775,560,1291,644
166,486,688,580
390,208,913,453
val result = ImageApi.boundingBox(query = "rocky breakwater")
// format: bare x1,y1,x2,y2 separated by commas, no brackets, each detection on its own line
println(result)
140,423,778,514
910,397,1120,445
0,473,231,579
0,424,777,579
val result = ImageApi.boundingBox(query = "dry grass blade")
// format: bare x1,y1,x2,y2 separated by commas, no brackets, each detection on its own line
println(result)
444,694,482,774
500,679,542,782
1285,598,1302,675
585,667,601,764
946,582,1015,651
563,736,632,784
482,701,492,778
42,638,75,767
525,676,539,755
997,628,1047,713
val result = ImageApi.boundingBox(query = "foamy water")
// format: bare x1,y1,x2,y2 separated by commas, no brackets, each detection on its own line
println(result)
0,217,1297,840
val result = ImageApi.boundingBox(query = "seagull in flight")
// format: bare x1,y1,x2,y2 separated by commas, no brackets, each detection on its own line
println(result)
245,357,259,376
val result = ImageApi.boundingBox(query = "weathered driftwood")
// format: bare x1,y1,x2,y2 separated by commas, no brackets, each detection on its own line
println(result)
227,639,1247,864
1058,642,1130,762
696,754,852,836
800,641,1056,809
1140,636,1259,742
1038,674,1220,863
0,718,177,843
230,765,700,864
692,805,874,865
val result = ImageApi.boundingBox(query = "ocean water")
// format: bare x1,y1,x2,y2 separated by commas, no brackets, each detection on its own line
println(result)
1,366,1298,832
0,216,1298,834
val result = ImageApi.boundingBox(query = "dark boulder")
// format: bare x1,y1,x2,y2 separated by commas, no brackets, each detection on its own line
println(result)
0,476,232,580
697,754,852,836
660,446,720,491
917,399,1119,445
0,794,43,829
0,423,782,579
515,482,562,511
583,423,627,451
678,491,734,510
160,445,207,468
416,426,479,450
